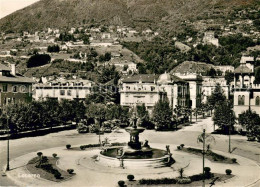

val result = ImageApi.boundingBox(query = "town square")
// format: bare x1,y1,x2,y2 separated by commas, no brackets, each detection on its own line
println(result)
0,0,260,186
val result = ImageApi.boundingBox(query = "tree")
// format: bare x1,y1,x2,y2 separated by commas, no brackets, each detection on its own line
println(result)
136,104,150,127
213,100,236,134
27,54,51,68
207,83,226,108
207,68,217,78
153,99,173,130
41,98,60,129
254,67,260,84
197,131,216,152
86,103,106,145
224,71,234,85
47,45,60,53
238,109,260,138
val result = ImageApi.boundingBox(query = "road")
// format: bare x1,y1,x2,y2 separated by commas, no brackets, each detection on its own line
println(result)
0,117,259,186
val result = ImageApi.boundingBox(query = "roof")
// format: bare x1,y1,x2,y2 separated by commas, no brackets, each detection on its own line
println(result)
158,72,186,84
0,64,34,84
0,64,10,71
171,61,215,74
122,74,159,83
0,75,35,84
234,65,253,74
122,74,185,84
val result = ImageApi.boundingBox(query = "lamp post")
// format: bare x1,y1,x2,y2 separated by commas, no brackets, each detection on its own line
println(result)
202,129,205,187
6,116,10,171
228,109,232,153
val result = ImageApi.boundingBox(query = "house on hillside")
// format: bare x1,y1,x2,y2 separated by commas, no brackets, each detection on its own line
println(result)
203,31,219,47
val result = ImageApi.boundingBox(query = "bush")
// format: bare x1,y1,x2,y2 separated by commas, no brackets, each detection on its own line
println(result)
66,144,71,149
118,180,125,187
52,153,57,158
54,172,62,179
37,152,43,157
180,144,185,148
190,174,204,182
176,177,191,184
177,146,181,150
231,158,237,163
226,169,232,175
139,178,177,185
80,146,85,150
67,169,74,174
127,174,135,181
204,167,211,173
41,156,48,163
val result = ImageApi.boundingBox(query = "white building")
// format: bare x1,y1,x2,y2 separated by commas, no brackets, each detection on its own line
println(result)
120,73,190,114
201,77,229,103
203,31,219,47
34,79,93,101
233,56,260,117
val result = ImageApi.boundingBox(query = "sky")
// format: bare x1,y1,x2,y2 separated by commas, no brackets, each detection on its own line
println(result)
0,0,39,19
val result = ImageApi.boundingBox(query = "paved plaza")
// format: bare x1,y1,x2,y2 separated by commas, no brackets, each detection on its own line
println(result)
1,117,260,186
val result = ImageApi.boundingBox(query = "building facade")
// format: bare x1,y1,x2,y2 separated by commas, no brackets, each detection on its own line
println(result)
0,64,34,106
34,79,93,101
233,56,260,117
119,73,190,114
201,76,230,103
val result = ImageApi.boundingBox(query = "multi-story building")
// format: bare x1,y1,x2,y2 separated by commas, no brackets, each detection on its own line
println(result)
34,79,93,101
171,61,233,106
0,64,34,106
119,73,190,114
201,77,230,103
233,56,260,117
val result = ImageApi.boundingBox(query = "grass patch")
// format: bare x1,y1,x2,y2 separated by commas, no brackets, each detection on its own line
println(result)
26,156,73,182
180,147,237,164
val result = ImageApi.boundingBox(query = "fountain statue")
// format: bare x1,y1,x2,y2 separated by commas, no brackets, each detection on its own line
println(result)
125,112,145,150
98,111,175,169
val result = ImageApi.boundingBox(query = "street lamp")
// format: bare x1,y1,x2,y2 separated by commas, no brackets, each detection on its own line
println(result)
202,129,205,187
228,109,232,153
6,116,10,171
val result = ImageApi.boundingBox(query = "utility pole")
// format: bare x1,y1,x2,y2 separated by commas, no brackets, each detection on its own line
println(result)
202,129,205,187
6,117,10,171
229,109,232,153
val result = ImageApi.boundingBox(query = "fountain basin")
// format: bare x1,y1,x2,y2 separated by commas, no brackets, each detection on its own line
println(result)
98,147,171,169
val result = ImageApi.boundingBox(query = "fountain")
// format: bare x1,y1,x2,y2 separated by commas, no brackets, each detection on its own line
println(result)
98,113,175,169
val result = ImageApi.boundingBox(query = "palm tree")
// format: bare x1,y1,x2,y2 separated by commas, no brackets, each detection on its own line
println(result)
197,129,216,187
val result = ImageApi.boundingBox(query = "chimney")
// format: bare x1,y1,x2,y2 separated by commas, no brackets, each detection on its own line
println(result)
11,64,16,76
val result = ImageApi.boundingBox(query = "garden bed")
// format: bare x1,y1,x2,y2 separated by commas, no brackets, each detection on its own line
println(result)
179,147,237,164
26,156,73,182
126,173,234,186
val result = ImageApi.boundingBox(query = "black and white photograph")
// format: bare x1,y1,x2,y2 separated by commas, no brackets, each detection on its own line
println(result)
0,0,260,186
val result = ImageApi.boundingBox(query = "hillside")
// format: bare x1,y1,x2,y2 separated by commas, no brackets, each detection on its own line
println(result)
0,0,259,33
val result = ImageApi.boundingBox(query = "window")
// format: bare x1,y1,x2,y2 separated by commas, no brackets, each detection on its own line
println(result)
256,96,260,106
13,85,17,92
3,84,7,92
67,90,72,96
238,95,245,105
60,90,65,96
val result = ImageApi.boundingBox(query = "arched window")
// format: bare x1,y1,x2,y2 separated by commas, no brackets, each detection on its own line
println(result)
238,95,241,105
256,96,260,106
238,95,245,105
241,95,245,105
